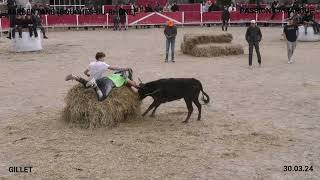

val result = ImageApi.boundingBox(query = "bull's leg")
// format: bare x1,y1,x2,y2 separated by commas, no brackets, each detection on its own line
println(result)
193,99,202,121
150,103,161,117
142,101,157,116
183,98,193,123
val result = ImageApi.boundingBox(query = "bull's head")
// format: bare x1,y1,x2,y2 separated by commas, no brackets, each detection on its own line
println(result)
137,78,160,101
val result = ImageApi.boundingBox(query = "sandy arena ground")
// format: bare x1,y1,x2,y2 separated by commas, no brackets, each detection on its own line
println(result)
0,26,319,180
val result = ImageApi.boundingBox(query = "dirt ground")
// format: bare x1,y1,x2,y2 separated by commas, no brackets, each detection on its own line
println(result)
0,26,319,180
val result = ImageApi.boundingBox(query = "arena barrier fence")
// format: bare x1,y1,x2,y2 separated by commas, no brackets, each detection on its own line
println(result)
1,11,320,32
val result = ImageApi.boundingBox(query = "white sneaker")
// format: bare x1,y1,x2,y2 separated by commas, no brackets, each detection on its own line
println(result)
86,78,97,88
288,60,293,64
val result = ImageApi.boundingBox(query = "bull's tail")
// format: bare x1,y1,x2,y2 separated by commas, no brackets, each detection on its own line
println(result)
201,89,210,104
199,81,210,104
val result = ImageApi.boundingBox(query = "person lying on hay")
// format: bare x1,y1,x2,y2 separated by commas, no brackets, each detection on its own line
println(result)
65,52,139,101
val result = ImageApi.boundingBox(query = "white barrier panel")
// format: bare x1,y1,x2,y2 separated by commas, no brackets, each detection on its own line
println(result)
297,26,320,42
12,30,42,52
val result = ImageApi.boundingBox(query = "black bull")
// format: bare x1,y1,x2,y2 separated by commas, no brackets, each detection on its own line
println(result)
138,78,210,123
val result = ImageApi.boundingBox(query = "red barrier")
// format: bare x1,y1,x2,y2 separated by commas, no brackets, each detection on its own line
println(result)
128,12,151,25
202,11,221,23
47,15,77,26
315,12,320,22
257,13,272,22
128,12,182,25
162,12,183,22
178,3,201,12
78,15,108,26
184,11,201,23
0,17,10,30
230,11,256,22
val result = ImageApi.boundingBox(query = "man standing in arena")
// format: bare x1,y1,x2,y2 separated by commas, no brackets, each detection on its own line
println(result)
221,6,230,31
245,20,262,68
164,20,177,62
119,5,127,30
283,19,299,64
6,0,17,39
34,11,48,39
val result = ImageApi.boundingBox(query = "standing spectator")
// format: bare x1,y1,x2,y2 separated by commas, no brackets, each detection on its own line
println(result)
221,6,230,31
164,20,177,62
7,0,17,39
34,10,48,39
171,2,179,12
245,20,262,68
25,0,32,11
130,3,135,15
283,19,299,64
154,3,163,12
208,2,215,12
271,0,279,20
203,1,211,12
119,5,127,30
163,2,171,12
112,5,120,31
228,3,236,12
145,4,153,12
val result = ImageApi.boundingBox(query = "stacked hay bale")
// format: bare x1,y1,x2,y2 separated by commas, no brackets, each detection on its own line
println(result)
62,85,141,128
181,33,244,57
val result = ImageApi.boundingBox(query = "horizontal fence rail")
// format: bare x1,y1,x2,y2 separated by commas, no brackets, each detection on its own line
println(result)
1,11,320,32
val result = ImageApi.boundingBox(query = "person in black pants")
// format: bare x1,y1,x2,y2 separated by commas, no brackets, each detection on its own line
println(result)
221,6,230,31
270,0,279,20
34,11,48,38
15,15,38,38
6,0,17,39
119,5,127,30
245,20,262,68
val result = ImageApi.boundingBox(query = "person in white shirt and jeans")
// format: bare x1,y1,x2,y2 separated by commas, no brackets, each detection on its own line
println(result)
65,52,139,101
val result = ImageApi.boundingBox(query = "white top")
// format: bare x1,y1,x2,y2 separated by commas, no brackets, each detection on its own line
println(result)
88,61,110,80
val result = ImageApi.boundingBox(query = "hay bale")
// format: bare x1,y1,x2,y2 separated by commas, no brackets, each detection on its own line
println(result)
181,33,233,53
189,43,244,57
62,84,141,128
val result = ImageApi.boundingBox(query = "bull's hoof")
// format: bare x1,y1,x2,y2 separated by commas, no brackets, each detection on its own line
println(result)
150,114,156,118
182,120,189,123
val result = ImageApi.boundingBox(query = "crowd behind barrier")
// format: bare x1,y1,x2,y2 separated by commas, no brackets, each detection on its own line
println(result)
1,3,320,33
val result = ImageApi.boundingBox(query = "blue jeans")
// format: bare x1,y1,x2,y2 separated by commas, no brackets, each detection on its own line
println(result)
166,38,175,61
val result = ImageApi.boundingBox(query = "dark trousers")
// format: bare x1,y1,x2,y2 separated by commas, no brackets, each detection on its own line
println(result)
311,21,319,33
76,77,114,101
165,38,175,61
222,20,229,31
14,25,38,38
36,24,46,37
248,42,261,66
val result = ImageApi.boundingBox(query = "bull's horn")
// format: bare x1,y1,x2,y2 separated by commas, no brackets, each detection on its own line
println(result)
138,78,143,84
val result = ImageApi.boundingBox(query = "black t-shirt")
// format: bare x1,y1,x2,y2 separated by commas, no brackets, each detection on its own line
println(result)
283,24,298,42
